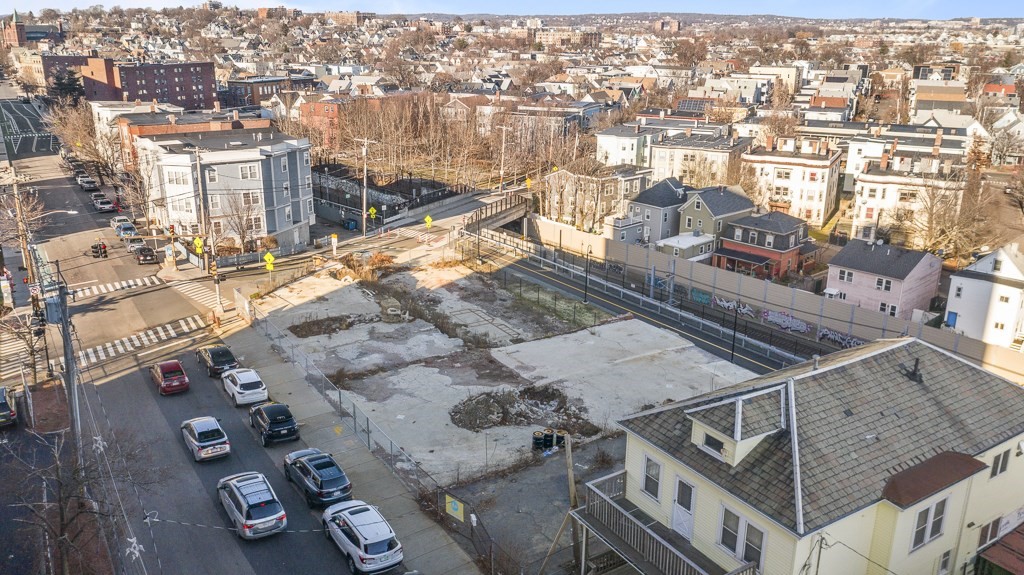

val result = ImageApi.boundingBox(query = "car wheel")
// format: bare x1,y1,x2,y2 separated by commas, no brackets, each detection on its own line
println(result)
347,556,359,574
261,433,270,448
233,395,239,408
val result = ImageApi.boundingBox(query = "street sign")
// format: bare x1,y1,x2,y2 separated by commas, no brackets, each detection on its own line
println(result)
525,177,532,189
263,252,275,264
424,215,432,229
28,284,40,296
368,207,377,219
266,263,274,271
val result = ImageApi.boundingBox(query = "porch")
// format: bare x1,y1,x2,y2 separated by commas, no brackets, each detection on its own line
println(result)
711,247,774,279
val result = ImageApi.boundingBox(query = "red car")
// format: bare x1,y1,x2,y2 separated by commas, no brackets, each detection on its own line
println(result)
150,360,190,395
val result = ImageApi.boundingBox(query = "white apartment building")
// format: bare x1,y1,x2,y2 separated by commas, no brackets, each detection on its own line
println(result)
945,242,1024,349
740,136,841,227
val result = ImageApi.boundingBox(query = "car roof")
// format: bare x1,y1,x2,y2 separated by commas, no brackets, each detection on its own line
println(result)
228,368,260,382
158,360,183,370
307,455,346,480
236,476,276,506
261,403,292,419
343,506,393,541
188,417,222,432
137,247,154,254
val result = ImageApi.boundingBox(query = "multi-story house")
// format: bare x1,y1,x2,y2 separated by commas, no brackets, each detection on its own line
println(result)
544,161,652,234
297,98,347,150
825,240,942,320
134,128,313,249
945,241,1024,350
740,136,841,228
596,124,663,167
844,126,967,193
573,337,1024,575
677,185,755,244
650,132,751,185
909,79,968,115
612,178,691,244
223,76,291,107
712,211,812,279
77,58,217,110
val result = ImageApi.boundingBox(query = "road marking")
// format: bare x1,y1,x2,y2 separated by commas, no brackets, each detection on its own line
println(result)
168,279,228,310
68,280,98,287
71,276,164,299
96,346,106,360
137,335,203,358
130,335,140,347
139,332,151,346
114,340,126,354
165,324,177,338
68,315,208,368
87,349,97,363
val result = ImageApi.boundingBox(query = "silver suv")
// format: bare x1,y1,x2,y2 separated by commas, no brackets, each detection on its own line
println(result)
322,500,403,573
217,472,287,540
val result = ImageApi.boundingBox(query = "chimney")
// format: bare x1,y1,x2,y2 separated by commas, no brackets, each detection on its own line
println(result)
891,138,899,155
233,109,239,121
168,114,176,125
135,99,141,107
149,104,155,114
685,127,692,137
635,123,640,134
765,135,775,151
880,153,889,171
932,129,942,156
214,101,221,112
640,116,647,126
152,98,157,106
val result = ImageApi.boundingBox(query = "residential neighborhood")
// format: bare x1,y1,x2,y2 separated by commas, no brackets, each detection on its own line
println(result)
2,4,1024,575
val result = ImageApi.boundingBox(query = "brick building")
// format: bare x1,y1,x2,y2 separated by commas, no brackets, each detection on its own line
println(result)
297,99,346,149
78,58,216,109
0,10,26,48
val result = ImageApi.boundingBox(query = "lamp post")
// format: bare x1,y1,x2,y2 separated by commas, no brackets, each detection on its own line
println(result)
583,244,593,304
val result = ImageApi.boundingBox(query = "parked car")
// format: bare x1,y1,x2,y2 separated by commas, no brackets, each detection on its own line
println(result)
222,368,268,407
0,386,17,427
94,199,115,212
322,500,403,573
80,179,100,192
217,472,287,540
110,215,133,228
124,237,145,252
150,360,190,395
180,416,231,461
90,192,106,202
196,345,238,377
248,402,299,446
76,174,92,185
284,448,352,507
135,246,158,264
115,223,138,238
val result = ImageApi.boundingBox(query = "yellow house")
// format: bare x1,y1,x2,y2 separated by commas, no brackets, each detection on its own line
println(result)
572,338,1024,575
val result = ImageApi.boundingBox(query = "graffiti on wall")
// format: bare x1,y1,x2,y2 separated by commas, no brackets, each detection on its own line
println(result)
691,289,712,306
713,296,756,318
762,309,811,333
817,327,866,349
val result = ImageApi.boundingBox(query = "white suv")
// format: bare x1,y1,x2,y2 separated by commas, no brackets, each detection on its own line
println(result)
322,500,403,573
217,472,287,540
221,368,269,406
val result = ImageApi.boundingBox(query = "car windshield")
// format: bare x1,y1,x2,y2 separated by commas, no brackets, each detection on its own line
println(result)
365,537,399,555
210,349,235,363
239,381,264,391
197,428,225,443
245,501,283,521
162,368,185,378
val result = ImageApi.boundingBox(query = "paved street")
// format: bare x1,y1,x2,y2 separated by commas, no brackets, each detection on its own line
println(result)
0,98,57,158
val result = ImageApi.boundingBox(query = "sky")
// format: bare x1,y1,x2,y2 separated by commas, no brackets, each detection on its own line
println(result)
20,0,1024,20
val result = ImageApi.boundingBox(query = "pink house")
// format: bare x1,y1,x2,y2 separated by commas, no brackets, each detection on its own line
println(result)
825,240,941,320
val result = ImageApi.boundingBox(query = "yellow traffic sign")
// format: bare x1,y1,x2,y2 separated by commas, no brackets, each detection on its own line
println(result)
263,252,275,264
368,207,377,219
424,215,432,229
193,237,204,248
266,263,274,271
331,233,338,239
525,177,532,189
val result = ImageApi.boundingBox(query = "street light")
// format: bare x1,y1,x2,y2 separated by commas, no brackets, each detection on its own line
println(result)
583,244,593,304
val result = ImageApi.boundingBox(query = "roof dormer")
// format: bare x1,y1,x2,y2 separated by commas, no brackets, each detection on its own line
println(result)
686,385,786,467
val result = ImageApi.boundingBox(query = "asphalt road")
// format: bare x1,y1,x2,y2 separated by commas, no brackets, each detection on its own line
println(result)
1,153,361,575
0,97,58,158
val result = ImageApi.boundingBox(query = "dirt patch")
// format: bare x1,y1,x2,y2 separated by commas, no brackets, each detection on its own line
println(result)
288,315,353,337
422,349,527,386
29,379,69,433
449,384,599,436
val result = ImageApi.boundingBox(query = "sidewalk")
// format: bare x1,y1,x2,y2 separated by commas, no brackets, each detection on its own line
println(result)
217,319,481,575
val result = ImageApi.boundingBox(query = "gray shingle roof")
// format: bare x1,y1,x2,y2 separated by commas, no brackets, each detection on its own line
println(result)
685,186,755,217
632,178,691,208
731,211,805,234
828,240,937,280
619,338,1024,534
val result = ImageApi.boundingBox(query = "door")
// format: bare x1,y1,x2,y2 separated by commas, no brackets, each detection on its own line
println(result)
671,478,695,540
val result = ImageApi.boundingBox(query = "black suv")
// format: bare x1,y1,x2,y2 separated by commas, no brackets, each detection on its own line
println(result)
196,345,239,377
284,448,353,507
249,402,299,447
0,386,17,427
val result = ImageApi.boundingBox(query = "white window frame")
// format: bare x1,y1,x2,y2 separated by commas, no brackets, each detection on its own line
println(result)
207,168,218,183
685,216,693,229
241,191,260,206
911,497,947,552
642,456,661,500
954,286,962,298
701,432,725,460
734,228,742,241
876,278,892,291
717,220,723,232
209,195,220,210
673,247,680,257
280,156,288,173
164,169,190,186
980,518,1002,548
211,220,223,235
765,234,774,248
307,198,313,213
303,151,310,166
748,231,758,244
995,322,1006,330
937,550,951,575
991,449,1010,478
245,215,262,232
695,200,702,211
240,164,260,180
718,506,766,571
645,209,651,221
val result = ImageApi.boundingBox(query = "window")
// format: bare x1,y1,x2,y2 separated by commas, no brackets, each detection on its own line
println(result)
169,197,193,213
955,286,962,298
303,151,310,166
994,260,1002,272
642,457,660,499
765,234,774,248
839,270,854,282
305,175,312,188
307,198,313,213
879,303,898,316
748,231,758,244
241,192,260,206
912,498,946,551
207,169,218,183
937,550,951,575
790,235,796,248
999,295,1009,303
866,208,875,220
685,216,692,229
808,171,818,182
663,212,668,223
868,188,877,198
995,322,1006,330
245,216,262,231
697,219,703,230
991,449,1010,478
240,164,260,180
876,278,892,291
980,518,1002,548
164,169,189,185
211,220,223,235
209,195,220,210
645,209,651,221
280,157,288,172
702,433,724,455
775,168,791,180
620,232,626,241
695,200,702,211
734,228,742,241
673,248,680,257
719,508,765,570
717,220,723,232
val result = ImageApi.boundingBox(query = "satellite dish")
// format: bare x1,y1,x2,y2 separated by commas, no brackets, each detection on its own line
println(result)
876,239,884,245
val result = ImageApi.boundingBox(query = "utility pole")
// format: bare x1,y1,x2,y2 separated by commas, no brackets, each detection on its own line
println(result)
354,138,376,238
193,149,210,273
497,126,510,195
54,260,82,470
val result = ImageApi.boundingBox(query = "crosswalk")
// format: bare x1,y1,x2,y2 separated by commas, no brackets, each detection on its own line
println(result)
0,314,208,380
71,276,165,300
75,314,207,368
168,280,228,310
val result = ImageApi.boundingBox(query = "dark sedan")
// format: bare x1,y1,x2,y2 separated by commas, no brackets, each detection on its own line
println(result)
249,402,300,447
284,448,352,507
195,345,239,377
135,247,158,265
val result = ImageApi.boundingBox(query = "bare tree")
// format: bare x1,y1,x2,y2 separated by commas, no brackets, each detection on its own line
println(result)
989,127,1024,166
221,192,261,253
44,100,122,185
737,165,768,211
707,95,742,123
1007,167,1024,214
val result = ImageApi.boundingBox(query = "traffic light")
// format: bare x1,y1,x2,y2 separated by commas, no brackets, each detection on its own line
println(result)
209,261,217,276
169,224,175,235
100,243,108,258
